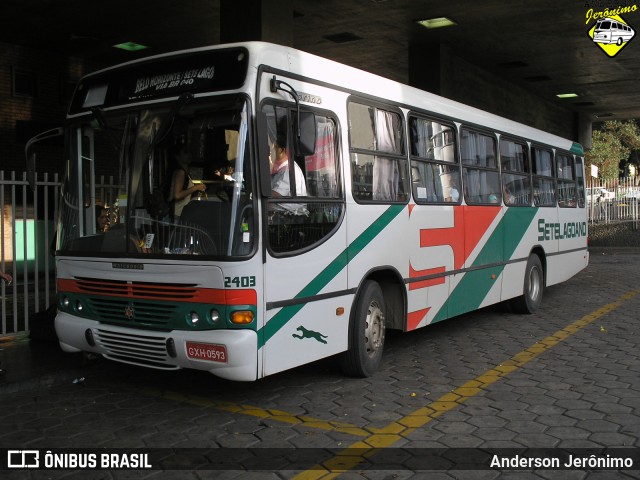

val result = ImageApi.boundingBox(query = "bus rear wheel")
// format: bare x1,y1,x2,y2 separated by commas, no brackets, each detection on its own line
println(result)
340,280,386,377
510,254,544,314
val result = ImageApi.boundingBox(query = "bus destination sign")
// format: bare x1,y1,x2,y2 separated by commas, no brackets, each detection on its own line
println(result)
69,47,249,114
132,66,216,98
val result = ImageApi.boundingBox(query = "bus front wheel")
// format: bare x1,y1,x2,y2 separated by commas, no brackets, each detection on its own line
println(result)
511,254,544,314
340,280,386,377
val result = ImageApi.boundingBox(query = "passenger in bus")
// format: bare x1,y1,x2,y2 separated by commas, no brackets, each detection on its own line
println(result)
270,133,308,217
95,205,109,232
502,185,514,205
169,145,206,220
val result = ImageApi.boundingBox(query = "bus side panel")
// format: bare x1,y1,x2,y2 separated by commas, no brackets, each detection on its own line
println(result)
500,206,546,301
261,223,349,377
546,206,589,286
437,205,504,321
406,205,455,330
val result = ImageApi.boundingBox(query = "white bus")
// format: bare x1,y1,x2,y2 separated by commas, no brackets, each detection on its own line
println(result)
29,42,588,381
593,17,636,45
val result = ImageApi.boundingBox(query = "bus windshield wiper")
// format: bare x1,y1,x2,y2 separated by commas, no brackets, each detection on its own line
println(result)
147,92,194,153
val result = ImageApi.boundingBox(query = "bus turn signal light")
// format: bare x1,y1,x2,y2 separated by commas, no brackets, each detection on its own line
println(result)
231,311,254,324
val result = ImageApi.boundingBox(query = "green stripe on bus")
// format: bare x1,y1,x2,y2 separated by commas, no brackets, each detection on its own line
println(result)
570,142,584,156
258,204,405,348
433,207,539,322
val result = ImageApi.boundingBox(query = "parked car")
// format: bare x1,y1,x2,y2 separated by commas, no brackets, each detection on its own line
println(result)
586,187,615,203
623,189,640,202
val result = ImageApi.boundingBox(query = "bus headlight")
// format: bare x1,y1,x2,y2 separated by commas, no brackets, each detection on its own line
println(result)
75,300,83,312
62,296,71,309
209,309,221,326
188,311,200,327
231,310,254,325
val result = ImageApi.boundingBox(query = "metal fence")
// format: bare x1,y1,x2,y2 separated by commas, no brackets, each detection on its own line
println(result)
1,171,121,335
587,177,640,226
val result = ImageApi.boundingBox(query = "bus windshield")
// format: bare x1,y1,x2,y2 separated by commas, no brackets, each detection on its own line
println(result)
58,95,255,259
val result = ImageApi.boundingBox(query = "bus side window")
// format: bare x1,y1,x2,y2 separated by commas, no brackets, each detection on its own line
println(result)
575,157,586,208
557,152,577,208
348,101,408,203
409,116,461,204
532,147,556,206
264,105,344,254
500,138,531,206
461,128,500,205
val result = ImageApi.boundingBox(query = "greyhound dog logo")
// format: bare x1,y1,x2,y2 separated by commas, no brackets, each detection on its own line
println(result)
292,326,328,344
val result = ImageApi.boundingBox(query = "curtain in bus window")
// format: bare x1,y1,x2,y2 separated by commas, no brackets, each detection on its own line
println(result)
533,148,553,176
413,162,444,202
373,110,399,201
411,118,430,158
462,130,499,203
575,158,585,207
557,154,577,207
500,141,526,172
305,117,337,197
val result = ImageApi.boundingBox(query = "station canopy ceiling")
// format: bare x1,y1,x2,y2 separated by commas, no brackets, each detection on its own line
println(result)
3,0,639,124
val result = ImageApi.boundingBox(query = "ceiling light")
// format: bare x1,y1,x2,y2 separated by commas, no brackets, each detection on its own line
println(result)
113,41,148,52
556,93,578,98
417,17,457,29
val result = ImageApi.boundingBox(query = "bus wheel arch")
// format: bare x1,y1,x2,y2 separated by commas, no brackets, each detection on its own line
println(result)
340,268,405,377
510,248,546,314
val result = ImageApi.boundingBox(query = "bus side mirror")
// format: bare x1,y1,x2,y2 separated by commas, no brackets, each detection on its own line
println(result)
24,127,64,191
256,111,273,197
295,111,316,157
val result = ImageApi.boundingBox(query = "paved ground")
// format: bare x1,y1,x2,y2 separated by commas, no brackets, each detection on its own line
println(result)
0,248,639,479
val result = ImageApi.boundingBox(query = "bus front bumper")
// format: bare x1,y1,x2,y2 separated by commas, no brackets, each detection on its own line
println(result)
55,312,258,381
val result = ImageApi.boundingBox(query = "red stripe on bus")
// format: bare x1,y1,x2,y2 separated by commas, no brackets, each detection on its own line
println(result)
408,265,446,290
419,206,501,270
57,278,256,305
407,307,430,331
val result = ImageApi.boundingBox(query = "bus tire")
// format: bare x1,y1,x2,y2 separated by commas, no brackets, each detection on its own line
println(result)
511,254,544,314
340,280,386,377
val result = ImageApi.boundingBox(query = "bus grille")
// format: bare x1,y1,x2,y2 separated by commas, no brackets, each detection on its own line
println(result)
93,328,179,370
88,298,177,328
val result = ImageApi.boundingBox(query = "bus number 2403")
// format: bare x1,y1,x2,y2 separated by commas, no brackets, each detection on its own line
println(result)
224,276,256,288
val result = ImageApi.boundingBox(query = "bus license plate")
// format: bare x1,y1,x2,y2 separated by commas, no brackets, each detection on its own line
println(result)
186,342,227,363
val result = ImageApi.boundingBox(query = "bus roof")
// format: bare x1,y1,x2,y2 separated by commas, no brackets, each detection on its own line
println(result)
75,41,583,155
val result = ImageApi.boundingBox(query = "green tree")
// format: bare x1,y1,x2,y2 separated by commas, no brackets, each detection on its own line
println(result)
586,120,640,180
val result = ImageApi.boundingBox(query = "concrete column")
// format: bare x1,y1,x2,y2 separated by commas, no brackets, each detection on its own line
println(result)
220,0,293,46
577,113,593,150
